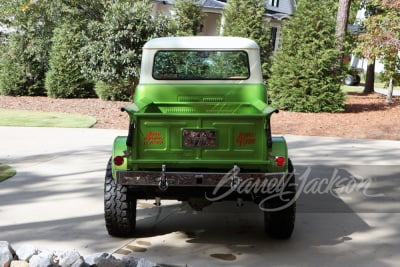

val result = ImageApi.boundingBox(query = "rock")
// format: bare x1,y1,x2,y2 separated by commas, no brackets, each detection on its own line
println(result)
137,258,158,267
83,253,109,266
96,255,125,267
0,242,16,255
16,245,39,262
57,249,81,267
121,255,139,267
71,257,89,267
0,241,15,267
28,251,56,267
10,260,29,267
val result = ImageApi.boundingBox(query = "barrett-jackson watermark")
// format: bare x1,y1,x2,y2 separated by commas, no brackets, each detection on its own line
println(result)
205,166,384,212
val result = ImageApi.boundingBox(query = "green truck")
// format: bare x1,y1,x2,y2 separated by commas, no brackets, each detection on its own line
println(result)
104,36,296,239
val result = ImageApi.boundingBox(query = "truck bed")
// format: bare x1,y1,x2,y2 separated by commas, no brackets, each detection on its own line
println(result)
127,102,270,171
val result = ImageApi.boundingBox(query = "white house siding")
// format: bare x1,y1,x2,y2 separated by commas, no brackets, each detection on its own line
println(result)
199,12,221,36
266,0,296,15
151,1,173,16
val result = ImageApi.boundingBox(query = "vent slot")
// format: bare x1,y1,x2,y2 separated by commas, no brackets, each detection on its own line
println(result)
178,96,201,102
178,96,224,102
202,97,224,102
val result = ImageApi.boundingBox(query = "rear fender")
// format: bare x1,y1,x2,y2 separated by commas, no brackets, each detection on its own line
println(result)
268,136,289,172
112,136,128,179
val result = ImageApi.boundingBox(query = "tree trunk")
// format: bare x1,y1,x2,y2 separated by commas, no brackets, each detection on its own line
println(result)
386,76,394,104
363,60,375,94
335,0,352,68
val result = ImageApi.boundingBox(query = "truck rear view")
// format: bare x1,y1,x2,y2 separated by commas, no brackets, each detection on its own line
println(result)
104,37,296,239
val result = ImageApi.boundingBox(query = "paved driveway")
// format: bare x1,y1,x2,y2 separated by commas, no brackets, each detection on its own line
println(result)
0,126,399,266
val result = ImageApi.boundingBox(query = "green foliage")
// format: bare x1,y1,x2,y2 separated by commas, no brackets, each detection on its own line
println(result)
268,0,345,112
94,80,131,101
0,0,59,96
173,0,206,36
45,23,94,98
0,163,16,183
81,0,174,88
355,0,400,84
221,0,272,78
0,33,47,96
0,0,105,97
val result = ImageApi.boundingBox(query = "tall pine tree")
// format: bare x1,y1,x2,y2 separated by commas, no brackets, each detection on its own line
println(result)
268,0,345,112
173,0,205,36
221,0,272,78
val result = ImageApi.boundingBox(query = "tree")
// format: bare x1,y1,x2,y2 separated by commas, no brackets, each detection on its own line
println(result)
356,0,400,102
335,0,352,69
81,0,174,99
0,0,105,96
173,0,206,36
220,0,272,78
45,22,94,98
0,0,57,95
268,0,345,112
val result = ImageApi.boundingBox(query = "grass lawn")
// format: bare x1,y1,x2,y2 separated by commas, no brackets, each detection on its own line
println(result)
341,84,364,93
0,163,16,182
0,109,96,128
341,82,400,94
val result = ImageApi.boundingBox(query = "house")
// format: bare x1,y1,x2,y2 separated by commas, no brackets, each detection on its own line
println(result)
151,0,297,53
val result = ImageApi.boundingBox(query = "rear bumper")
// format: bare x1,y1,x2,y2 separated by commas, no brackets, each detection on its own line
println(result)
116,165,287,190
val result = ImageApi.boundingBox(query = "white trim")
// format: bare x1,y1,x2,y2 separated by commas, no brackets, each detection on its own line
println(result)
143,36,260,49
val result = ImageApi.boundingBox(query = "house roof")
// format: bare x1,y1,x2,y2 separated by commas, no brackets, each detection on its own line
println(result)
265,10,291,20
152,0,225,10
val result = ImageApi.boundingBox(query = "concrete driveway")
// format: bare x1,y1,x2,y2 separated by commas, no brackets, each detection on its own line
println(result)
0,126,399,266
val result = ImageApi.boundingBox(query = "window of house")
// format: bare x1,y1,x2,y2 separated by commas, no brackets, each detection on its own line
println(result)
271,27,278,50
268,0,279,7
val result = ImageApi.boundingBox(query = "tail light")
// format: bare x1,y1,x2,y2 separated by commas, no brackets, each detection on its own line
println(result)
113,156,124,166
275,156,286,167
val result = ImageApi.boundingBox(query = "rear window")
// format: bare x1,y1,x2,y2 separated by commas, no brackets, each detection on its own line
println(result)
152,50,250,80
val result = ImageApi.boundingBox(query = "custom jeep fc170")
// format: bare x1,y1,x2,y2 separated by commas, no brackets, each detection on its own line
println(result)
104,36,296,239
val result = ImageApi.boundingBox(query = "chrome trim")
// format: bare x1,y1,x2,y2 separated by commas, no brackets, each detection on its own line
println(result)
116,170,286,188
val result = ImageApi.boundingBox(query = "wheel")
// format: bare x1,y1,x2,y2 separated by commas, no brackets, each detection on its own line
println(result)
263,159,296,239
104,158,137,237
354,75,361,85
343,74,355,85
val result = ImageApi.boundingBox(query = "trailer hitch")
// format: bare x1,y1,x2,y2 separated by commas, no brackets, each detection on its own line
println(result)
158,164,168,191
230,165,242,189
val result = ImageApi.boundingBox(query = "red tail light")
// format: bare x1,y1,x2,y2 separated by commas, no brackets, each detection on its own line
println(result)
275,156,286,167
113,156,124,166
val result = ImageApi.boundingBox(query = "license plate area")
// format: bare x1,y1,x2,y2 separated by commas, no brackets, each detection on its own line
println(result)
183,129,217,148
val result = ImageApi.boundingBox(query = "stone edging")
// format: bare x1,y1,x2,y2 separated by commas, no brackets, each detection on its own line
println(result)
0,241,158,267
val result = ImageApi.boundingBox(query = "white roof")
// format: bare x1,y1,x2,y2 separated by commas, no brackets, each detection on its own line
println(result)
143,36,260,50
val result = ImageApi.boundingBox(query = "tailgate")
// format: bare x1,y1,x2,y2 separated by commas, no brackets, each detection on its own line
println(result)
130,103,269,170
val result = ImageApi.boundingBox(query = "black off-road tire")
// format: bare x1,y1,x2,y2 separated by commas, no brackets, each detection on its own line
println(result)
263,159,296,239
354,75,361,85
104,158,137,237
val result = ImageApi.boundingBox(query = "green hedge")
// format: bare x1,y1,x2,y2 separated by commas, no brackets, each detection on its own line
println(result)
94,80,132,101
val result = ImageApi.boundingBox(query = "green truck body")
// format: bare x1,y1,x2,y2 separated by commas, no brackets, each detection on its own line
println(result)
105,37,296,239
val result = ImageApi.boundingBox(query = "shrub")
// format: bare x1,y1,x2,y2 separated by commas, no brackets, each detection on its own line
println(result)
0,34,47,96
45,23,94,98
0,52,27,96
94,80,132,101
